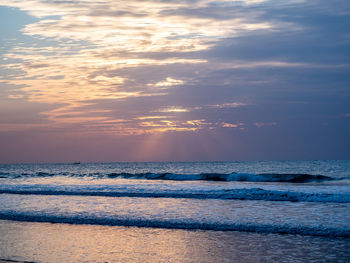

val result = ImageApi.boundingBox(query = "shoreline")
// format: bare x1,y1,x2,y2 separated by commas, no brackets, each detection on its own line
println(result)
1,220,349,263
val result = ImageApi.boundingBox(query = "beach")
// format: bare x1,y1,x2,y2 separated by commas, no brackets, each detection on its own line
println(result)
0,161,349,262
1,0,350,261
1,220,349,263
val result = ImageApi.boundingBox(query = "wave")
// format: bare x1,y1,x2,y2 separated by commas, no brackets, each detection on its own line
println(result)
1,188,348,203
0,212,348,238
1,172,338,183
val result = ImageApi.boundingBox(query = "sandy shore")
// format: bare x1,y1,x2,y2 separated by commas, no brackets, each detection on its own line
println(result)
1,220,350,263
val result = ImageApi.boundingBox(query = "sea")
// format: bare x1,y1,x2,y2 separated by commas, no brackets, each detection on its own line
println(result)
0,160,349,262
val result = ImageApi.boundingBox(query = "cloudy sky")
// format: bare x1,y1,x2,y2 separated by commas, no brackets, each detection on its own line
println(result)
0,0,349,163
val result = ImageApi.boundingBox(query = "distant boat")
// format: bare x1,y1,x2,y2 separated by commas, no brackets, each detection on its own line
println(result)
72,162,81,165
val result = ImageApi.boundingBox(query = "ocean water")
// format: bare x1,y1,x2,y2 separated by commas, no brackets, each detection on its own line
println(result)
0,160,349,262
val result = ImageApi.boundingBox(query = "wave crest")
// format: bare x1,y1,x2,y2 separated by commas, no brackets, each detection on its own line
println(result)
0,212,348,238
0,171,339,183
1,188,348,203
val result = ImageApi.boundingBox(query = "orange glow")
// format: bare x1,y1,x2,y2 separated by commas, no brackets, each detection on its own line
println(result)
0,0,272,135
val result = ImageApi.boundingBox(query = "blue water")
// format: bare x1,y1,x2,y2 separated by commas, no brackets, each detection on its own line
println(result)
0,160,349,237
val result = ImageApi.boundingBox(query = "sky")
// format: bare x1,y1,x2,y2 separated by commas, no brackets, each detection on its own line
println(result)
0,0,350,163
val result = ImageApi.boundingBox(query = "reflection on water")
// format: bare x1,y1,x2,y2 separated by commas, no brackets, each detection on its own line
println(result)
0,220,349,263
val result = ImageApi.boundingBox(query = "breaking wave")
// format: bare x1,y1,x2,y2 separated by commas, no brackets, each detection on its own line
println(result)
0,212,348,238
0,172,338,183
1,188,348,203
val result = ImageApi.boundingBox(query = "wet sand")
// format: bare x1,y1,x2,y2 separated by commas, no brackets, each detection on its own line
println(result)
1,220,349,263
0,260,35,263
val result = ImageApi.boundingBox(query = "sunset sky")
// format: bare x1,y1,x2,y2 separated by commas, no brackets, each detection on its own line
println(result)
1,0,350,163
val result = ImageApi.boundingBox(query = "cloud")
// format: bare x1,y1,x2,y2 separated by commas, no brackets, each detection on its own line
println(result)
254,122,277,128
0,0,292,133
1,0,350,144
137,118,214,133
148,77,185,89
156,106,191,113
209,102,248,108
221,122,244,128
